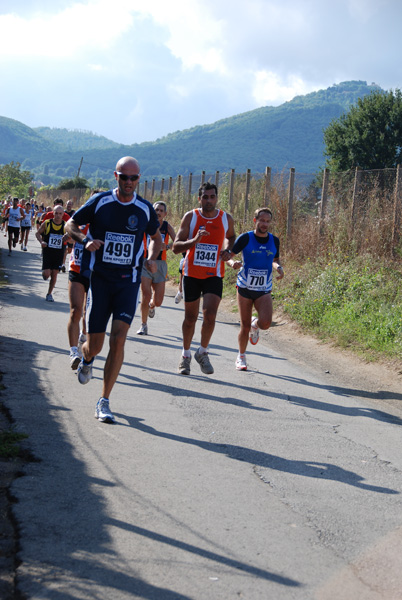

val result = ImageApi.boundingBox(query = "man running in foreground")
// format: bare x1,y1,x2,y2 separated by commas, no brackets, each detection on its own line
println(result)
173,182,235,375
228,207,284,371
66,156,162,424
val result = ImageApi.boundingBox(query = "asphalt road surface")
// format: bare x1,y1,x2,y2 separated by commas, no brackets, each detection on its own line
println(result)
1,234,402,600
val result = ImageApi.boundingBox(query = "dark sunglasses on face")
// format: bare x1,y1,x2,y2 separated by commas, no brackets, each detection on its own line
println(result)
116,172,140,182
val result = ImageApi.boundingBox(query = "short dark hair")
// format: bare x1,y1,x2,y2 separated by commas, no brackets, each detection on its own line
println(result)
198,182,218,198
254,207,272,220
54,197,64,206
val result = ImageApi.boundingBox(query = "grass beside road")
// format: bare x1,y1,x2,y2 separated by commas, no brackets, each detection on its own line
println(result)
166,251,402,362
273,255,402,361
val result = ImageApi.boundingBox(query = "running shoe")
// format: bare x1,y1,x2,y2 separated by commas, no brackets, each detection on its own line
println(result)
175,291,183,304
194,349,214,374
77,358,94,384
235,354,247,371
137,323,148,335
249,317,260,345
61,265,66,273
148,306,155,318
95,398,115,423
70,348,81,370
178,355,191,375
45,294,54,302
78,332,87,355
23,246,27,251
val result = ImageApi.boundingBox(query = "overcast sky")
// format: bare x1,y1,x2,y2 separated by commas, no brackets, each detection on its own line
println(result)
0,0,400,145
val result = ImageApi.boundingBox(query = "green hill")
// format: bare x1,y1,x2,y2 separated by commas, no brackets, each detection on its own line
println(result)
0,80,382,185
33,127,120,151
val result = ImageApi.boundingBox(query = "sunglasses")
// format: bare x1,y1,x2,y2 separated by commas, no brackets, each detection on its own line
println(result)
116,172,140,182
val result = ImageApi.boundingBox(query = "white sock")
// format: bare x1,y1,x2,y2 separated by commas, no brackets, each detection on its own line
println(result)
182,349,191,358
199,345,208,354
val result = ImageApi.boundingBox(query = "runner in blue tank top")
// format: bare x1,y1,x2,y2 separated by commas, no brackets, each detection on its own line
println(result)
66,156,162,424
228,207,284,371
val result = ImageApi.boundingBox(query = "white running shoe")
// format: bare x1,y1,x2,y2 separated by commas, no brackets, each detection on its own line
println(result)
70,348,81,371
95,398,115,423
249,317,260,345
148,306,155,318
235,354,247,371
77,358,94,384
194,349,214,374
137,323,148,335
45,294,54,302
175,291,183,304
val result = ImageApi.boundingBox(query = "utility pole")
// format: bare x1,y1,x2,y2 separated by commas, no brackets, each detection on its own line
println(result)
77,157,83,178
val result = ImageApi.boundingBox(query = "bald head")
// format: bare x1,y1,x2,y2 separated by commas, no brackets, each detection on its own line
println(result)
115,156,140,172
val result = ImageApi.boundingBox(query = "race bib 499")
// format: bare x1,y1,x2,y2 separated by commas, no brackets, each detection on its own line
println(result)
103,232,135,265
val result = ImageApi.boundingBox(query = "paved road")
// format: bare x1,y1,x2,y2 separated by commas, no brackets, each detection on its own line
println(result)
1,235,402,600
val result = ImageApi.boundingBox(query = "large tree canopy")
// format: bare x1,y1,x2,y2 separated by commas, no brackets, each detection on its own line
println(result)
0,161,33,197
323,89,402,171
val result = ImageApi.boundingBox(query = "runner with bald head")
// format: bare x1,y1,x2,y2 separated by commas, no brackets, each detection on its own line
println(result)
36,205,69,301
66,156,162,423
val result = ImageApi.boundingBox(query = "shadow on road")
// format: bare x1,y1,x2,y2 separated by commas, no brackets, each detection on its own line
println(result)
120,415,399,495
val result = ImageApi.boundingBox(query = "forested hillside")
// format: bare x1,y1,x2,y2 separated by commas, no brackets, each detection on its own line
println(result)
0,81,381,186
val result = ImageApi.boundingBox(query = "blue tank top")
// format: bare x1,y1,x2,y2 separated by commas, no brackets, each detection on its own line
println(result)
234,231,279,292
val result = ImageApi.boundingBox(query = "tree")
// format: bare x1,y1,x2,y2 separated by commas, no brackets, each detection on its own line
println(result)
0,161,33,197
323,89,402,171
58,176,89,190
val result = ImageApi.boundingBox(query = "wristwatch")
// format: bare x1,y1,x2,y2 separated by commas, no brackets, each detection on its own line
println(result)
82,237,89,245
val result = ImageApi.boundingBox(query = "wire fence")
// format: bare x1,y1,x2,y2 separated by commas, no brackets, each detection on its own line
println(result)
36,165,402,261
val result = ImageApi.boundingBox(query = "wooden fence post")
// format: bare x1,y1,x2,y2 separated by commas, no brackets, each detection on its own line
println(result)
351,167,361,229
286,167,295,238
168,177,173,203
392,164,402,257
229,169,235,213
177,175,182,213
264,167,271,205
187,173,193,205
319,167,329,235
144,180,148,201
201,171,205,186
244,169,251,221
215,171,220,188
151,179,155,199
160,178,165,198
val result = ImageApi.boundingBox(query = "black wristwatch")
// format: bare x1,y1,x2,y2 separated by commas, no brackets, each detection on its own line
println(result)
82,237,89,246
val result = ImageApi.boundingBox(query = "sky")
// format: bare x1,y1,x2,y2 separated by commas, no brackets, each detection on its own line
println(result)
0,0,401,145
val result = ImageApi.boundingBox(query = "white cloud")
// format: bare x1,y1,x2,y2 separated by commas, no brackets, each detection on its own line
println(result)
0,0,136,59
252,71,316,106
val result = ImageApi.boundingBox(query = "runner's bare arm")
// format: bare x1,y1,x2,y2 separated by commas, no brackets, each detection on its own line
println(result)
172,212,209,254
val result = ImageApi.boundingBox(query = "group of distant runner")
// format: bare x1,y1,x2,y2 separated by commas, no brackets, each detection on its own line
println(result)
2,156,284,424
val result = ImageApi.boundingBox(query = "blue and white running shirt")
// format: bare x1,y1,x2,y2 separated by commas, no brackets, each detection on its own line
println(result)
72,189,159,281
232,231,280,293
